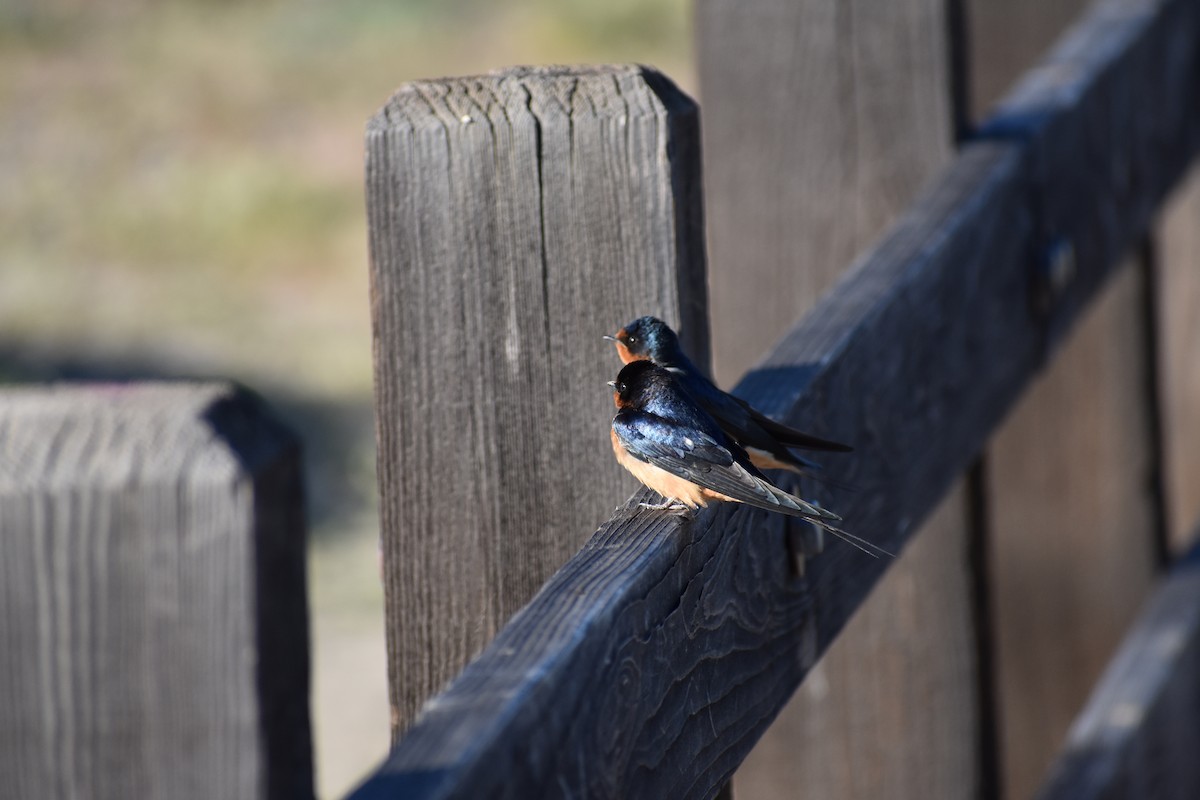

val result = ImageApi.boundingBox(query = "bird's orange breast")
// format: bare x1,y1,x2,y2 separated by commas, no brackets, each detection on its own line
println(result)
610,428,732,508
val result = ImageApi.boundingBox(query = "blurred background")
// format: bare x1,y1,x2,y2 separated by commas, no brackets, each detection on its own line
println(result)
0,1,688,796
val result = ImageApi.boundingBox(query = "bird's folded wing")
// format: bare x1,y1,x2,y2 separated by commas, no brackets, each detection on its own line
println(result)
686,379,848,460
613,409,838,521
738,398,853,453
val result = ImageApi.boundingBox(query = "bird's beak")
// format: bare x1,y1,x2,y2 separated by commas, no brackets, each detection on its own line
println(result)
606,380,618,388
601,334,618,342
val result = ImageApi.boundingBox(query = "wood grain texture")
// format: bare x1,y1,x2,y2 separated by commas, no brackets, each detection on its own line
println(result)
967,1,1187,795
696,0,953,385
349,0,1200,794
733,494,978,799
365,65,709,735
1036,535,1200,800
987,266,1159,799
0,384,312,800
351,143,1028,800
354,1,1200,774
977,0,1200,347
1155,166,1200,551
695,1,977,797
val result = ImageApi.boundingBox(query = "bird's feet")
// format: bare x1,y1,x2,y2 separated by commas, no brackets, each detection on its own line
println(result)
638,499,691,514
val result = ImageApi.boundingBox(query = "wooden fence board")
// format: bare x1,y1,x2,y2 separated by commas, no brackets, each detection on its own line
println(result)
695,0,977,796
696,0,953,386
968,2,1175,793
352,142,1027,800
977,0,1200,335
1036,535,1200,800
1156,168,1200,551
0,384,312,800
986,266,1160,799
365,65,709,735
735,498,978,798
353,0,1200,795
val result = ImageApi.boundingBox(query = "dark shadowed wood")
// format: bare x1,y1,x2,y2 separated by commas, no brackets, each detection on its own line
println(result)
967,1,1166,796
1036,534,1200,800
365,65,709,735
0,384,312,800
695,0,977,796
1156,167,1200,551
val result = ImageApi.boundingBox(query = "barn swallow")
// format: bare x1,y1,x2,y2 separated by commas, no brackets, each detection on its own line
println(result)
605,316,852,479
609,360,885,556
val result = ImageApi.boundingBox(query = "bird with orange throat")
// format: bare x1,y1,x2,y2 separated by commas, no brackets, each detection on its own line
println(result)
606,316,851,481
608,359,886,557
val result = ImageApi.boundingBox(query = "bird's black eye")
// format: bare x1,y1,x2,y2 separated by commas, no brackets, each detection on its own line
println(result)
618,382,626,393
627,336,638,344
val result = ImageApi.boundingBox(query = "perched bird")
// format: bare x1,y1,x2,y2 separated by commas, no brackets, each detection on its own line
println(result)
605,316,851,478
609,360,885,556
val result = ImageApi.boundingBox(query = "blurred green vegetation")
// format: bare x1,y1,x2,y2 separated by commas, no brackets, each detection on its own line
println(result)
0,0,690,394
0,1,690,796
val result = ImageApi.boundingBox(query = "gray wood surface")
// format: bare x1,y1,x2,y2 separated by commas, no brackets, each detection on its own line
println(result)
348,138,1132,799
365,65,709,735
968,1,1164,796
986,266,1160,799
734,497,978,798
967,0,1091,118
0,384,312,800
1156,167,1200,551
1036,535,1200,800
351,0,1200,793
695,1,977,797
348,142,1025,800
697,0,952,386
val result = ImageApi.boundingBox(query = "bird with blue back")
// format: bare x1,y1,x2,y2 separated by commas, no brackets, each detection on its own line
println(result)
605,316,852,481
608,359,887,557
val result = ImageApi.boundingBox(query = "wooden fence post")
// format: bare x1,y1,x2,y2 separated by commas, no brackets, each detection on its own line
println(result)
695,1,979,797
0,384,312,800
1157,169,1200,552
365,64,709,735
966,2,1162,796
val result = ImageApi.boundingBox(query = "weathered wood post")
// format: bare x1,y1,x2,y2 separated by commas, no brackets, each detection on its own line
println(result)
696,1,979,796
0,384,312,800
365,64,709,735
